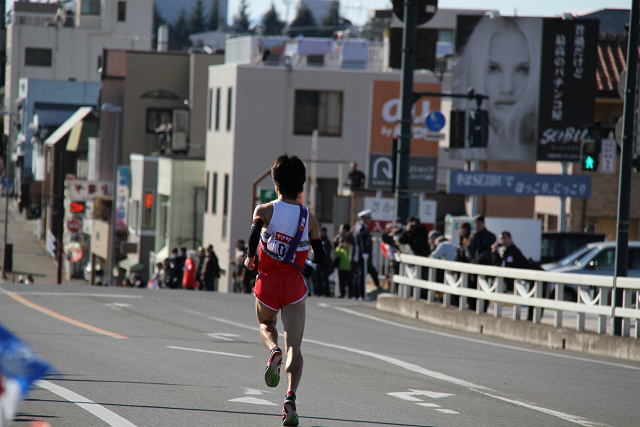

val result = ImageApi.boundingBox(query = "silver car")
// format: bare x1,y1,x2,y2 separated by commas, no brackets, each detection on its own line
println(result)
542,241,640,301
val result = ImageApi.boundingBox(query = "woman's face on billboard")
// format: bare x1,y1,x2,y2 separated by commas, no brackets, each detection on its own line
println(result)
484,30,530,131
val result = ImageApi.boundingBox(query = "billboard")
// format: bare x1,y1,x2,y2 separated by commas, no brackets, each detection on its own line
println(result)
450,16,598,162
369,80,441,191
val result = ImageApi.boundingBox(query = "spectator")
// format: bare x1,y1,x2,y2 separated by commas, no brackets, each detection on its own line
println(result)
429,230,456,261
352,209,373,300
333,223,353,298
196,246,206,290
455,222,472,263
346,162,366,190
161,258,174,289
396,216,430,257
230,239,249,293
148,262,163,289
465,215,497,312
182,250,198,290
314,226,334,297
202,244,221,291
169,248,182,289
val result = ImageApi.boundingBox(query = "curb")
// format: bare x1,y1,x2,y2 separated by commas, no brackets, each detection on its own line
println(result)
376,294,640,363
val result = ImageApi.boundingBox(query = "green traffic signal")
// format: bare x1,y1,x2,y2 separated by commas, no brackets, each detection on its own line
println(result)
584,155,595,170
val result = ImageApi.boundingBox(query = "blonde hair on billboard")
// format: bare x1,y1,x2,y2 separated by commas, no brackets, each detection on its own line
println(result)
453,16,542,147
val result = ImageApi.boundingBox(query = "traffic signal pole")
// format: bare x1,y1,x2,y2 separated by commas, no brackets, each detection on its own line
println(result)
612,0,638,337
395,0,418,221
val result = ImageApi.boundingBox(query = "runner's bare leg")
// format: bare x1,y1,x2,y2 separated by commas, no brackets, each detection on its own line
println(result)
256,300,279,350
280,299,306,394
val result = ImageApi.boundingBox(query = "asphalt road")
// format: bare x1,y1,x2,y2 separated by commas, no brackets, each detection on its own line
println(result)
1,283,638,427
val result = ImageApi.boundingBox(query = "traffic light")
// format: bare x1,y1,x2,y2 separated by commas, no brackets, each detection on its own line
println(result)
468,109,488,147
580,137,599,172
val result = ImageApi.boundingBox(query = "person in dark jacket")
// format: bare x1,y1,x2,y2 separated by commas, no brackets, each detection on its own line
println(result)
352,210,373,300
395,216,430,257
196,246,206,290
465,215,497,312
202,244,221,291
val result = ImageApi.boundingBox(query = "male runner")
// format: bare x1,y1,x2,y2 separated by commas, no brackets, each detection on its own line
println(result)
245,154,325,426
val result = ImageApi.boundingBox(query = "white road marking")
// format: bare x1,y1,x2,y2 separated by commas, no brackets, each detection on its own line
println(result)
229,397,278,405
166,346,252,358
436,409,460,414
207,332,240,341
416,403,440,408
325,304,640,372
244,388,266,395
35,380,137,426
387,390,454,401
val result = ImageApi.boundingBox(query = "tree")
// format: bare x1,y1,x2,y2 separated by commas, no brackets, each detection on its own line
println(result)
207,0,220,31
190,0,206,35
259,3,286,36
232,0,251,33
289,4,317,37
318,0,347,37
171,7,191,50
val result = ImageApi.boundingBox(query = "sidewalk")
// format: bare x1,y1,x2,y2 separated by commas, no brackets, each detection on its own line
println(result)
0,196,86,286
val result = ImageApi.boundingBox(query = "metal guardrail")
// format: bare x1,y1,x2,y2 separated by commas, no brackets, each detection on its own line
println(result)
385,252,640,338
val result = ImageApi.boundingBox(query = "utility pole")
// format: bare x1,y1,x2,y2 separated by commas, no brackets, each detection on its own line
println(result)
612,0,638,336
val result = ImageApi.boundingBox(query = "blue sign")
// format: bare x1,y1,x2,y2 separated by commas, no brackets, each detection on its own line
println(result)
448,171,591,198
424,111,446,132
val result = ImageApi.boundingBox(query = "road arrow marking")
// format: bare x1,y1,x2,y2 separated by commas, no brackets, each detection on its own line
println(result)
244,388,266,395
436,409,460,414
229,397,278,406
207,332,240,341
387,390,455,401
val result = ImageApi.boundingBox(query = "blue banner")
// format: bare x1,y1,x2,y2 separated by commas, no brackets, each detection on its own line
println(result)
448,171,591,198
1,323,53,424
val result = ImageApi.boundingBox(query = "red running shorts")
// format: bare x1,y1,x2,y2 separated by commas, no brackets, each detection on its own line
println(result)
254,269,308,311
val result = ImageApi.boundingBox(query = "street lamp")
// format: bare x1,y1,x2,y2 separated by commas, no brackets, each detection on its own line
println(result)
0,110,12,277
101,103,122,286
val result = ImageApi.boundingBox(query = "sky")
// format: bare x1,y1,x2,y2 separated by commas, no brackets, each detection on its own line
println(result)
4,1,632,27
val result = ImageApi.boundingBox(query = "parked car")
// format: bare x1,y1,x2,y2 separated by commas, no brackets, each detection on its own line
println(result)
540,232,605,264
542,241,640,301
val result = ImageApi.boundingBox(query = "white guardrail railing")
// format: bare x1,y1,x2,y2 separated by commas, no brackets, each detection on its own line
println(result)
385,252,640,338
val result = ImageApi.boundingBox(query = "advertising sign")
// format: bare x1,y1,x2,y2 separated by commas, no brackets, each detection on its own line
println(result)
368,154,437,192
450,16,598,162
448,170,591,198
364,197,437,233
68,180,112,201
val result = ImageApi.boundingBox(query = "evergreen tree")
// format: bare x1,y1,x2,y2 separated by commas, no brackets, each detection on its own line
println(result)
259,3,286,36
318,0,346,37
289,4,317,37
190,0,206,34
207,0,220,31
232,0,251,33
171,7,191,50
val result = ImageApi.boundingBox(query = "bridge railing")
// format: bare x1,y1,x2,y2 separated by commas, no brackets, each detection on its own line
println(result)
386,252,640,338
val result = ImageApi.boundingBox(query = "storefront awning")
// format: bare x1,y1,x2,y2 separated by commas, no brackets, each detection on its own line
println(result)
44,107,95,147
118,257,144,272
66,119,98,152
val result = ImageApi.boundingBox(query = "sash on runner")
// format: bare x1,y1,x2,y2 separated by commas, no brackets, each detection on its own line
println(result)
283,205,308,272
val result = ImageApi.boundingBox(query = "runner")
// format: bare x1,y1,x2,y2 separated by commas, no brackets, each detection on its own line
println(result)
244,154,325,427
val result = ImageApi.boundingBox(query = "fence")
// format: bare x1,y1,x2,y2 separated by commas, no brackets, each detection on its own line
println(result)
379,249,640,339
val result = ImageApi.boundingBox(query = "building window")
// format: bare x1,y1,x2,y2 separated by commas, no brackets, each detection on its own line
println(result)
117,1,126,21
226,87,233,131
207,89,213,131
212,172,218,214
160,202,169,241
146,108,172,133
293,90,342,136
81,0,101,15
25,48,52,67
204,172,210,213
215,88,221,131
315,178,338,223
222,174,229,239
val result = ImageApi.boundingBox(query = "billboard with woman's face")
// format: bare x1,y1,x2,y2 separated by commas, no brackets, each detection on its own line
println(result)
450,15,598,163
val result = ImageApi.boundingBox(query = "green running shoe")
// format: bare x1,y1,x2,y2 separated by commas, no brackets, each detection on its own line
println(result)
282,392,299,426
264,346,282,387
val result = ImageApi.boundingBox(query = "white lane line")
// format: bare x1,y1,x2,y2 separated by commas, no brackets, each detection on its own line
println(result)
166,346,252,358
325,304,640,372
477,389,610,427
229,397,278,405
35,380,137,427
187,307,613,427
